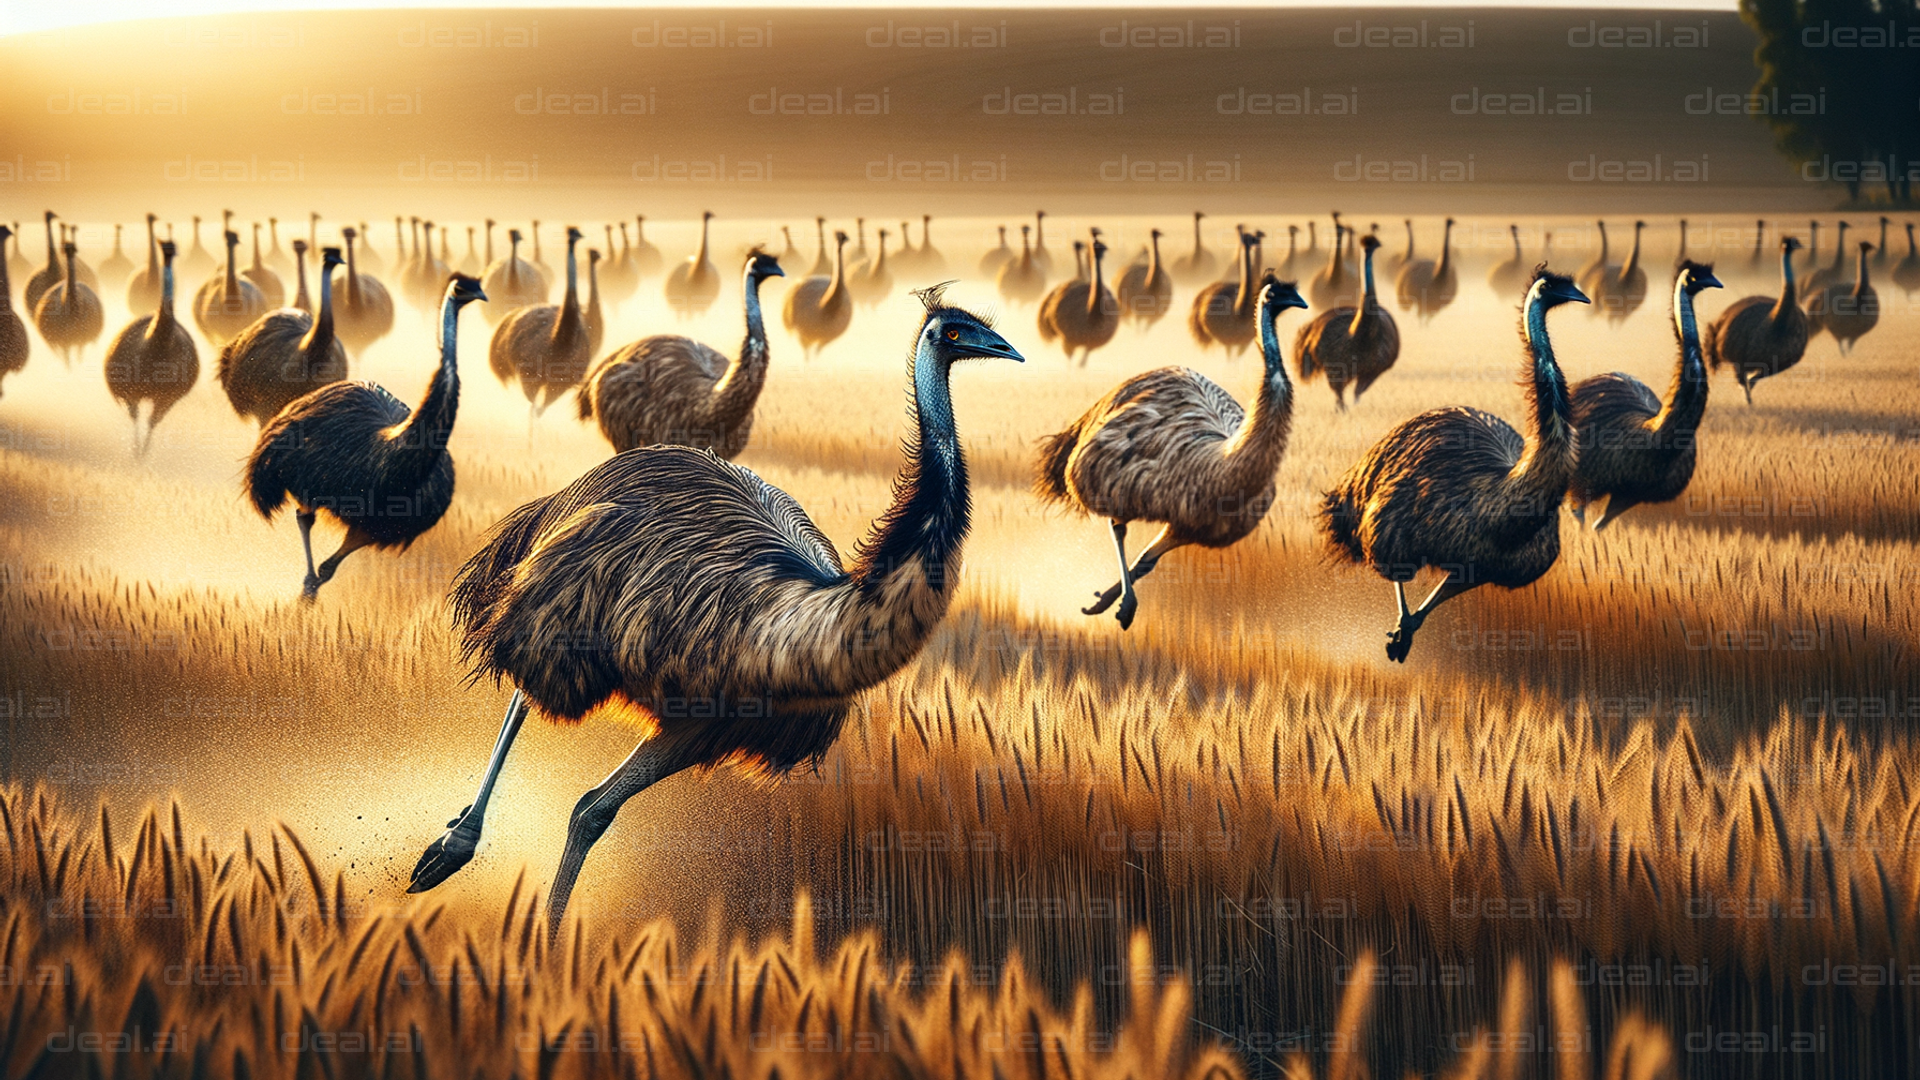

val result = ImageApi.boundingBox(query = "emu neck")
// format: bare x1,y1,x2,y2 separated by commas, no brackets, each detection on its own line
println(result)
293,252,310,311
345,242,362,303
1772,248,1798,317
1085,250,1105,314
151,260,177,335
1233,243,1255,314
1436,224,1453,274
1653,279,1707,439
1621,227,1641,275
304,264,337,357
825,241,848,305
145,221,158,276
1515,292,1573,487
1225,302,1294,478
711,271,771,429
224,241,240,295
0,240,10,310
396,295,462,454
1854,248,1871,295
41,218,55,267
849,335,967,604
555,243,581,339
1147,234,1162,280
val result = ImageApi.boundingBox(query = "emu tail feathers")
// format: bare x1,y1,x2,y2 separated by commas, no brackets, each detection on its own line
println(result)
1032,423,1082,504
1316,485,1365,565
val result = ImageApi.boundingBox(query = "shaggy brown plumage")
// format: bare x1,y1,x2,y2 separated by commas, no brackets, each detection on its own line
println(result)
1040,235,1120,363
489,226,591,416
1037,274,1307,629
783,230,852,356
1590,220,1648,324
1117,229,1175,326
1568,261,1719,530
1170,211,1218,285
1320,267,1587,663
246,274,483,600
125,214,162,313
1702,237,1808,405
1295,235,1399,410
579,251,783,457
1188,231,1260,354
104,240,198,456
0,226,28,396
1812,241,1879,354
33,241,104,360
407,286,1025,940
217,248,349,425
333,227,393,352
1395,218,1457,321
191,230,265,345
665,211,721,315
997,225,1046,304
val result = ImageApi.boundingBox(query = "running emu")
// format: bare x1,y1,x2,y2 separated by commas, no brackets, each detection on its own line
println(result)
1567,261,1720,530
104,239,198,456
1703,237,1807,405
489,225,591,418
245,274,485,600
406,286,1024,941
218,247,349,425
1294,234,1399,410
1320,267,1588,663
1037,274,1308,629
577,250,784,457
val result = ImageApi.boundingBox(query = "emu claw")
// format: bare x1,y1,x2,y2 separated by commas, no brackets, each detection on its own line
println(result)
1115,593,1138,631
407,804,482,893
300,574,322,603
1082,584,1123,617
1385,613,1426,664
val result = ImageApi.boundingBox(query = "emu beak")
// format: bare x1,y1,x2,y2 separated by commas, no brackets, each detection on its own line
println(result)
1566,284,1591,304
962,332,1025,363
1700,272,1723,290
474,286,489,302
768,264,786,278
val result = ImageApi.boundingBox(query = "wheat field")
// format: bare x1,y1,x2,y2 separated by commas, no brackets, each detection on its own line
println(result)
3,213,1916,1077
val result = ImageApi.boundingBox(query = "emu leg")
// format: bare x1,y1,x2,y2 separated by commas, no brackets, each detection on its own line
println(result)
545,735,701,944
1084,526,1184,630
1081,521,1134,626
295,508,320,595
408,690,530,893
306,526,374,600
1385,573,1477,664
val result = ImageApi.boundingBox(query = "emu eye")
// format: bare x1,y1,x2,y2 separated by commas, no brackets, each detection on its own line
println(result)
945,329,960,341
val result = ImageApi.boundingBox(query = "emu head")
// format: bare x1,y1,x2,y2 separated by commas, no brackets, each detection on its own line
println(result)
1676,261,1721,296
321,247,344,271
1257,272,1308,314
160,240,177,260
1360,235,1382,253
744,248,784,281
912,284,1024,365
1781,236,1802,254
1528,266,1588,309
445,272,486,307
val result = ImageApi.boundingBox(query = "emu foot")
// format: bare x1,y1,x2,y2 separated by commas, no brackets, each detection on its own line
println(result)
1385,612,1428,664
407,805,483,893
1082,582,1123,617
300,575,322,604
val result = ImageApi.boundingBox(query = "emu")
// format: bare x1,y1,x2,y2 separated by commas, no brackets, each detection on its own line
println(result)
1116,228,1174,326
335,227,395,353
404,285,1024,942
217,247,349,425
1591,220,1648,324
1320,267,1588,663
33,239,104,361
1703,237,1807,405
782,229,852,357
1036,274,1308,629
480,227,548,321
489,226,591,418
665,211,721,315
579,250,783,457
104,239,198,456
1309,224,1355,310
1567,261,1720,529
1394,217,1457,321
1294,234,1399,410
245,274,485,600
1188,230,1260,354
0,226,27,395
1170,211,1218,284
191,229,266,345
1039,234,1119,363
1811,241,1879,355
1487,224,1528,296
997,225,1046,304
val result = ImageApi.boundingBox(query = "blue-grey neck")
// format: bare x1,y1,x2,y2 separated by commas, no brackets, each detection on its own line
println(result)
851,332,968,593
1522,285,1570,444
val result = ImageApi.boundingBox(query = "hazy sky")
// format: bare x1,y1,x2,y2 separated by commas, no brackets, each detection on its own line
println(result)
2,0,1742,39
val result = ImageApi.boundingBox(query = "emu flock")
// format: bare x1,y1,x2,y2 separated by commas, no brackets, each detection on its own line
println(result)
2,206,1911,934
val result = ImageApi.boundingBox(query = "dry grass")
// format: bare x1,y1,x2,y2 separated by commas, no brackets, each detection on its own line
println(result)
0,782,1670,1080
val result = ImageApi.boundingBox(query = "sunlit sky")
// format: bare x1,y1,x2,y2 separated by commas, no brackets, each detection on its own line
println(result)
1,0,1742,39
